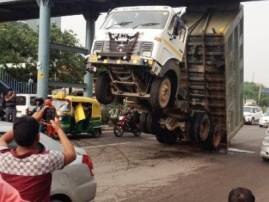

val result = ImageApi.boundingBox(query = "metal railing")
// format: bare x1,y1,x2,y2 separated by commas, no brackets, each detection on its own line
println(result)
0,69,36,94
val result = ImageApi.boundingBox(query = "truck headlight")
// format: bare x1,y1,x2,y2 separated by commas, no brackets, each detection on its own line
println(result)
140,42,153,57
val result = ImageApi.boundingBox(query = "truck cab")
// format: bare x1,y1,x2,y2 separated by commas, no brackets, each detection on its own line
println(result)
87,6,188,110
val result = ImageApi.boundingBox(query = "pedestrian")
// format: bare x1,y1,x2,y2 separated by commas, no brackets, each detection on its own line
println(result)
228,187,255,202
0,175,27,202
4,89,16,122
0,108,76,202
31,97,44,115
0,92,5,120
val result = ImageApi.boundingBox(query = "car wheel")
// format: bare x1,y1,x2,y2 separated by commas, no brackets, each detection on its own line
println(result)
95,73,114,104
251,118,255,125
150,77,172,110
262,157,269,162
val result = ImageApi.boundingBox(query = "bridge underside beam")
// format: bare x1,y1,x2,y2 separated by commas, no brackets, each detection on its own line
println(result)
0,0,250,22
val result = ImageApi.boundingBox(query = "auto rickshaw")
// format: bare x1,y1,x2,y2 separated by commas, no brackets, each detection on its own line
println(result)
52,93,102,137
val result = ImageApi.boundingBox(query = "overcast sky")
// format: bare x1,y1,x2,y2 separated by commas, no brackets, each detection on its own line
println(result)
62,1,269,86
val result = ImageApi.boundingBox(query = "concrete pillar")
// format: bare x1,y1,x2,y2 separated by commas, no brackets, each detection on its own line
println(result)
84,16,96,97
36,0,52,98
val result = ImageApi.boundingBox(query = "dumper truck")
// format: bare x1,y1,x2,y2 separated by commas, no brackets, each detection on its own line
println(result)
86,5,244,150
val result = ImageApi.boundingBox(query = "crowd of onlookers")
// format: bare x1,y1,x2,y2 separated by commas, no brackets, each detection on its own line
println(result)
0,91,257,202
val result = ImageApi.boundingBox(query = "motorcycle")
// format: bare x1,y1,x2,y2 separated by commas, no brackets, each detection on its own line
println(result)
113,114,141,137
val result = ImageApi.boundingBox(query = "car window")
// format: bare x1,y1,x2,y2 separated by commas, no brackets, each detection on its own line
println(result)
30,96,36,106
16,96,26,106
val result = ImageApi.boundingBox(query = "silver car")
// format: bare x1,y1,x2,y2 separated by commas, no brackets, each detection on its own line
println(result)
0,121,96,202
260,127,269,161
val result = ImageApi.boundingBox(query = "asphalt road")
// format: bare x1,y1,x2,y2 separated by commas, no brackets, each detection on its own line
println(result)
71,125,268,202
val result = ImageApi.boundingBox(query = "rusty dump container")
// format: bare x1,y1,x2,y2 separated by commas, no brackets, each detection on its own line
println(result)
182,5,244,145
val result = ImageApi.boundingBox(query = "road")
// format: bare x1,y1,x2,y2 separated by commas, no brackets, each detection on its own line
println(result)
71,125,268,202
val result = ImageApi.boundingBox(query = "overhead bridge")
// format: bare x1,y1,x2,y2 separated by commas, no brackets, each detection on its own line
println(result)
0,0,261,22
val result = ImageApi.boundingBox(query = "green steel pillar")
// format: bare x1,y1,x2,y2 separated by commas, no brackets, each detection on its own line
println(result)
84,16,96,97
36,0,51,98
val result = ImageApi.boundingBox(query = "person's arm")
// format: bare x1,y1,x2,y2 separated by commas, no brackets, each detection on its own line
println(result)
50,118,76,166
0,131,14,147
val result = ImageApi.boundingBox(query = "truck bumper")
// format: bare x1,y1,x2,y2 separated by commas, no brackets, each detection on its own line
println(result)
87,53,161,75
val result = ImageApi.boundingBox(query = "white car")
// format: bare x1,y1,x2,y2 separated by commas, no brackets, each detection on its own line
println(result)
260,128,269,161
16,94,37,117
243,106,263,125
259,112,269,128
0,121,96,202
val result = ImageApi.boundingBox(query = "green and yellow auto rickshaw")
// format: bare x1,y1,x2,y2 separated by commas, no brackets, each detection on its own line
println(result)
52,94,102,137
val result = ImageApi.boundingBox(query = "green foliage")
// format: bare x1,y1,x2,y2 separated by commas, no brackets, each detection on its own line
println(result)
0,22,85,83
243,81,269,107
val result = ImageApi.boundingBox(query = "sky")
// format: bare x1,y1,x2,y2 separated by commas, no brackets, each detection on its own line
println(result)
61,1,269,86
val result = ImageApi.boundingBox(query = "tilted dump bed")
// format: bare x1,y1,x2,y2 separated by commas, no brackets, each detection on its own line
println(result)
182,5,244,144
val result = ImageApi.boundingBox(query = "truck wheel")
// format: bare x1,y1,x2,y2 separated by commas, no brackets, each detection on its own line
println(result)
150,77,172,109
139,112,148,133
202,125,223,150
155,128,177,145
192,113,211,144
95,73,114,104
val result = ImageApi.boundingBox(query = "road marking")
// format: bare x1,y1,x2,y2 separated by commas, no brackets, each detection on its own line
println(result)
84,142,132,149
228,148,256,154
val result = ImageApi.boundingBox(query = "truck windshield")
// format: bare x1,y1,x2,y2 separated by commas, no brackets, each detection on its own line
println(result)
102,11,169,30
244,107,254,113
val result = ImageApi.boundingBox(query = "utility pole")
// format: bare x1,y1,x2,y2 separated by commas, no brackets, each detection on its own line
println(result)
36,0,52,98
83,11,99,97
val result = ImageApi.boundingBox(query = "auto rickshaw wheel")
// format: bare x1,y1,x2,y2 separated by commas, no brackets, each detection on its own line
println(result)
95,73,114,104
92,128,102,138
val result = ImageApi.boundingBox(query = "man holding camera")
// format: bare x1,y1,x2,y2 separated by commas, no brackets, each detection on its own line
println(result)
0,107,76,202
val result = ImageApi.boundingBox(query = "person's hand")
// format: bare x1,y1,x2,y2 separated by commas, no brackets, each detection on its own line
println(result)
32,105,48,122
50,117,62,134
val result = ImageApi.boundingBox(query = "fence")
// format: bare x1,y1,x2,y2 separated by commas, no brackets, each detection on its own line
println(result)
0,69,36,94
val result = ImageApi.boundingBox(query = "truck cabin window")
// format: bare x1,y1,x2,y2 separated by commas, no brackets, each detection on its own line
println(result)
168,16,186,41
102,11,169,30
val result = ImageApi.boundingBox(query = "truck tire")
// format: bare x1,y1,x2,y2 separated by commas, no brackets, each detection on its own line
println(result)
155,128,177,145
202,125,223,150
95,73,114,104
150,77,172,110
192,112,211,144
139,112,148,133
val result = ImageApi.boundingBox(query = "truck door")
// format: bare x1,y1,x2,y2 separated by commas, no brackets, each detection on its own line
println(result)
167,16,188,61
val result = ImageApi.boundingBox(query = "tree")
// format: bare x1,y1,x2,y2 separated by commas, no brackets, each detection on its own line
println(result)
243,81,269,108
0,22,85,83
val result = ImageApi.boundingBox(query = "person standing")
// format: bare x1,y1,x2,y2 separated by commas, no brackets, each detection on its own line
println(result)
0,176,27,202
0,108,76,202
4,90,16,122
